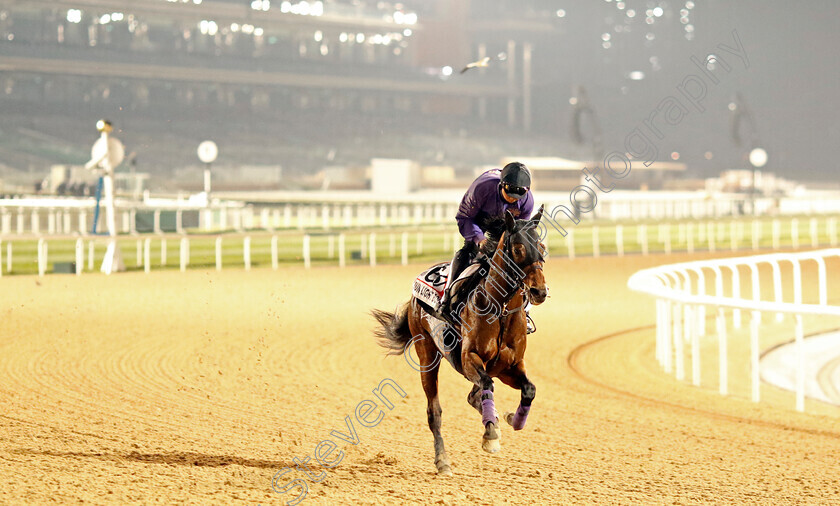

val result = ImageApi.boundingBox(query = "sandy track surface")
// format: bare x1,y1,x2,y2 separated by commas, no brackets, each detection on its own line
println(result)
2,253,840,504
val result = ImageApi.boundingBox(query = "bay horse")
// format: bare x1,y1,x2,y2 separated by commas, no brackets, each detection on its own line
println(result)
373,206,548,475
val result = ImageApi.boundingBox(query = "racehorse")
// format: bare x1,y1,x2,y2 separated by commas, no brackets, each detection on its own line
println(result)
373,206,548,475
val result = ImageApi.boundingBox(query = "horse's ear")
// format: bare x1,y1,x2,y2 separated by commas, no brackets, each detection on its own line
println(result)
504,210,516,231
531,204,545,223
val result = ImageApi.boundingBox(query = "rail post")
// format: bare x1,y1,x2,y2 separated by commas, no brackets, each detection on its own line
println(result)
338,233,346,268
37,238,46,277
243,236,251,271
260,208,270,231
143,237,151,274
673,300,685,381
401,232,409,266
75,238,84,275
271,235,279,270
179,237,188,272
795,313,805,412
791,218,799,249
815,256,828,305
153,210,161,234
303,234,311,269
216,236,223,271
662,298,673,374
771,259,784,322
716,306,728,396
689,267,707,336
688,304,700,386
616,225,624,257
749,262,762,402
592,226,600,258
655,298,664,366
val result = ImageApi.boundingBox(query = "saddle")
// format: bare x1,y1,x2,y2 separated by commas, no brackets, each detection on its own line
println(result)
412,254,489,324
411,255,489,375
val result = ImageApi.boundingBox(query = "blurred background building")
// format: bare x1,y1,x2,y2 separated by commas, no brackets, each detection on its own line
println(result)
0,0,837,193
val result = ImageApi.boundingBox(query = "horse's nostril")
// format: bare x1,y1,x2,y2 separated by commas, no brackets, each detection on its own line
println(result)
530,288,546,300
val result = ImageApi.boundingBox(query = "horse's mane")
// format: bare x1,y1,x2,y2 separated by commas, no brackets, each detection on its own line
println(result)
478,217,539,257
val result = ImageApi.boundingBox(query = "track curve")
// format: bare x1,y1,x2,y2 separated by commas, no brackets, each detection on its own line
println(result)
2,254,840,504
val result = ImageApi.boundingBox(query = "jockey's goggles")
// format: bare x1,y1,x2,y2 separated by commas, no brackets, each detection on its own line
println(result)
502,183,529,199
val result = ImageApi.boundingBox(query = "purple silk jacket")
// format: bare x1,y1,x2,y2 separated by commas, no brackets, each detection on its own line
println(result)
455,169,534,243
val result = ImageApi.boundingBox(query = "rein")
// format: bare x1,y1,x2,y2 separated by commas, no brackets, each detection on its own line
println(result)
493,226,543,318
471,222,545,370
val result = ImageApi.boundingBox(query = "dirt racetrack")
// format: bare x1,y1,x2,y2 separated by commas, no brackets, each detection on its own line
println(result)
3,253,840,505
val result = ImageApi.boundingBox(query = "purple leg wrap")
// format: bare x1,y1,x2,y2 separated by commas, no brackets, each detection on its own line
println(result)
480,389,496,426
511,404,530,430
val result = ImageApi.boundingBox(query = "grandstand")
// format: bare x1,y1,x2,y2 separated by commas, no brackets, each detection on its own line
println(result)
0,0,573,187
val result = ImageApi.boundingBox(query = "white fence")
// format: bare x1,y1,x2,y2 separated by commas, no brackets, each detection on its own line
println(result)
4,191,840,237
0,198,460,236
0,227,468,277
2,214,839,277
628,249,840,412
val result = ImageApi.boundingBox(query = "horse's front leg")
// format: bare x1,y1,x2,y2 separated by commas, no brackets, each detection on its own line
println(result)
463,351,501,453
498,362,536,431
409,314,452,475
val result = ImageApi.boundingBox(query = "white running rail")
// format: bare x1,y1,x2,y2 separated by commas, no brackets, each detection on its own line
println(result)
628,248,840,412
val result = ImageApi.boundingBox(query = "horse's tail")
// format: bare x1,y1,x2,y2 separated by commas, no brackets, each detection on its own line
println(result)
372,301,413,356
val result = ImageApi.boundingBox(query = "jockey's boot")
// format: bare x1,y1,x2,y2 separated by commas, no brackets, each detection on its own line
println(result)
438,243,473,318
526,313,537,335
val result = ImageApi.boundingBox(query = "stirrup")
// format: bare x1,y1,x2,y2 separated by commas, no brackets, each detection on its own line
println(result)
526,313,537,334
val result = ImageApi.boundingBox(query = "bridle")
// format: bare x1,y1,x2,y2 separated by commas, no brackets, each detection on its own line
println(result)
499,223,545,306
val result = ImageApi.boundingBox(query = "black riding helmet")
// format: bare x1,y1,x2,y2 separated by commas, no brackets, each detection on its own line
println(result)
499,162,531,200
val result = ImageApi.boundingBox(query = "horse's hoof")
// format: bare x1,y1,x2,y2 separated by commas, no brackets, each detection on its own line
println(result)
504,412,514,426
437,464,453,476
482,437,501,453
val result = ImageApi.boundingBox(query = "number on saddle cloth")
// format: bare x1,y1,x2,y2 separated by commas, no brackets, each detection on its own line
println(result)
411,258,487,312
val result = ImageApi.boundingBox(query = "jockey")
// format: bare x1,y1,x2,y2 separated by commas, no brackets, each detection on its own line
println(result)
438,161,537,332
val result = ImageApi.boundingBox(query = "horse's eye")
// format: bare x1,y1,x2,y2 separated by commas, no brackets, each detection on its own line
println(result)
513,244,526,260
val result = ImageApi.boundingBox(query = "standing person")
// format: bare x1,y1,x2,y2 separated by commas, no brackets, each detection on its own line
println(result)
438,161,537,331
